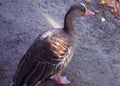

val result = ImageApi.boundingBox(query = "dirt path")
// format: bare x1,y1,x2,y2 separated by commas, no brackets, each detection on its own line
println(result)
0,0,120,86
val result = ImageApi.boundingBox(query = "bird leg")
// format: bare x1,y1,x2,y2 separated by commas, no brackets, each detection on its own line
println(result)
50,73,71,84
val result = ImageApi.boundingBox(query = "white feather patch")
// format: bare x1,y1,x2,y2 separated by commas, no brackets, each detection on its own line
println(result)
80,3,86,7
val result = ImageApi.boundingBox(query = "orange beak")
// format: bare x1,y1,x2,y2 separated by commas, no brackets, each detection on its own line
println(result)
85,10,95,16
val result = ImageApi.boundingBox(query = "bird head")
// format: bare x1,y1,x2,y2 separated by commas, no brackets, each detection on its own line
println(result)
67,3,95,17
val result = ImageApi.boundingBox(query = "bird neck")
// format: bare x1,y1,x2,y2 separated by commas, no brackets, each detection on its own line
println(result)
63,13,77,35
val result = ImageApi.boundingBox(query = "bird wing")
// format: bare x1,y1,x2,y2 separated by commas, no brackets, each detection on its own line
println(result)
13,30,71,86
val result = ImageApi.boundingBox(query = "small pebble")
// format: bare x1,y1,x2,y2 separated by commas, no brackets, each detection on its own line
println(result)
94,10,100,15
85,0,91,4
111,10,114,12
100,0,107,5
101,18,106,22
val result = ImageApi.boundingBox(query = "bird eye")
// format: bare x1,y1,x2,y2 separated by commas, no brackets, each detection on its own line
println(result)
81,8,85,11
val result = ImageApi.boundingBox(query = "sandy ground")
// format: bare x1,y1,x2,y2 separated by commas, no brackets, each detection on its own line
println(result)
0,0,120,86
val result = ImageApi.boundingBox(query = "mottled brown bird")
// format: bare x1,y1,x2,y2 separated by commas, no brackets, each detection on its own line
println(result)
10,3,94,86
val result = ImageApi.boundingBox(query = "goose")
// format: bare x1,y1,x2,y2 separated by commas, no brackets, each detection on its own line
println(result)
10,3,95,86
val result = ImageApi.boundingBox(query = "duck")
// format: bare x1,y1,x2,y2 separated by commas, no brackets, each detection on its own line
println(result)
10,3,94,86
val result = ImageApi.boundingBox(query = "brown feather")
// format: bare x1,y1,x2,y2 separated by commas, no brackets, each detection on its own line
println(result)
49,37,69,58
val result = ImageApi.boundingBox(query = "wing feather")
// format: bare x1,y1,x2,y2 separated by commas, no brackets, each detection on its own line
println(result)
13,30,74,86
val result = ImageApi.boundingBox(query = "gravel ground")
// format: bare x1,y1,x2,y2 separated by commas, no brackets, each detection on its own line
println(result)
0,0,120,86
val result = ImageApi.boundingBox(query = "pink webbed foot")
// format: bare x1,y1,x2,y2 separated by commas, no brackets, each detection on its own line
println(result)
50,74,71,85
